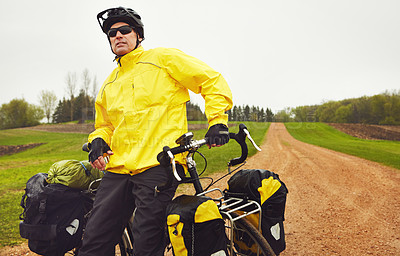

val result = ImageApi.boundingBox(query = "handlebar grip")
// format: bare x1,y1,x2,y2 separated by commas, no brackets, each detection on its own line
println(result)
227,124,248,167
82,143,90,152
157,146,172,166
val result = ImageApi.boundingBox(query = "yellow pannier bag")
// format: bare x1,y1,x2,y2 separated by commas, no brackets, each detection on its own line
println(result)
166,195,228,256
227,169,288,255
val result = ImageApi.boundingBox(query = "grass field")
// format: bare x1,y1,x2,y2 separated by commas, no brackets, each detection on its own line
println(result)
285,122,400,170
0,130,89,247
0,122,269,247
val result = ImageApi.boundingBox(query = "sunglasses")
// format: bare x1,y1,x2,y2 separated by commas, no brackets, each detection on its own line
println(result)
107,25,134,37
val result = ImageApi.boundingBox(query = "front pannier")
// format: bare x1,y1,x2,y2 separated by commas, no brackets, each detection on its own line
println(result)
227,169,288,255
19,173,92,256
166,195,228,256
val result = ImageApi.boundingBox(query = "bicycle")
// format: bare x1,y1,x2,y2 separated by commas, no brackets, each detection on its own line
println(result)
82,123,276,256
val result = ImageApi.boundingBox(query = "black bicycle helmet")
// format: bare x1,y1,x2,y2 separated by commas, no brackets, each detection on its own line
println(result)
97,7,144,39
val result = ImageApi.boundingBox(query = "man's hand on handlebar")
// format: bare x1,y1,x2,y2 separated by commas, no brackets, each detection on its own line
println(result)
205,124,229,149
88,138,113,171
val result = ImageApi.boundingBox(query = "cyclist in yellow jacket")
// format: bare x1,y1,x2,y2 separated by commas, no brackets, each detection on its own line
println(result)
79,7,232,256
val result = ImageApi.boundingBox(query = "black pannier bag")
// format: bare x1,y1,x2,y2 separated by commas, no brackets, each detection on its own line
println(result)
166,195,228,256
19,173,92,256
226,169,288,255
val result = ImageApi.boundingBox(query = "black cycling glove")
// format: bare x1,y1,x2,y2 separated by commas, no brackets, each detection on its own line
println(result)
88,138,111,163
205,124,229,146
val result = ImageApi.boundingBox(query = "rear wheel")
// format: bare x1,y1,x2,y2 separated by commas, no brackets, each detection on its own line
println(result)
223,212,276,256
118,226,134,256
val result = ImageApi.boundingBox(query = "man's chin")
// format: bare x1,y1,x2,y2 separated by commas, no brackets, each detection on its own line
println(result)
114,47,132,56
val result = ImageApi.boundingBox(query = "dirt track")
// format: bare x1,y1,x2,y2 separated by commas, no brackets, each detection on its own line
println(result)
3,123,400,255
242,123,400,255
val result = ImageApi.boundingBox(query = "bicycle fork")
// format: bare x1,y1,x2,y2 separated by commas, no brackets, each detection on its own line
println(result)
186,154,204,195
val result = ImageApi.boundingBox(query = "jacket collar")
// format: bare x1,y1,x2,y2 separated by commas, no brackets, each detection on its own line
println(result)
116,46,144,68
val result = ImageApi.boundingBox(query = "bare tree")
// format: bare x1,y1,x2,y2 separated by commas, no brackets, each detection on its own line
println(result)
38,90,57,123
91,75,98,100
91,76,98,120
81,69,91,122
82,68,91,97
65,72,77,121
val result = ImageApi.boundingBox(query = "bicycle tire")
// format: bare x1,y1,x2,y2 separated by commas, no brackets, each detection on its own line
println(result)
223,212,276,256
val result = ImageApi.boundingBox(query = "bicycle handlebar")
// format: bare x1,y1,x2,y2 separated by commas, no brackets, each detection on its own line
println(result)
156,123,261,182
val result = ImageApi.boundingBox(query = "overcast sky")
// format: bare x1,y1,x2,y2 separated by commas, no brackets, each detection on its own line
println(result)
1,0,399,112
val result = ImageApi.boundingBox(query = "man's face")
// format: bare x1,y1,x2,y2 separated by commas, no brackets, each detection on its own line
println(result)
109,22,139,56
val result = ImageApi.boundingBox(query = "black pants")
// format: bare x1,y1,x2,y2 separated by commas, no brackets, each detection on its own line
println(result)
79,165,179,256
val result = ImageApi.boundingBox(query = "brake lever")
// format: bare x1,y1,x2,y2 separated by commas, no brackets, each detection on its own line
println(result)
243,128,262,151
166,149,182,181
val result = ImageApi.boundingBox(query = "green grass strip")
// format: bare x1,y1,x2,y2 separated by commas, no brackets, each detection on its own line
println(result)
285,122,400,170
0,129,89,247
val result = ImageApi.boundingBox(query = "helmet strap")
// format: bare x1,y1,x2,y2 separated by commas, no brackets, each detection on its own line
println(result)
133,34,141,51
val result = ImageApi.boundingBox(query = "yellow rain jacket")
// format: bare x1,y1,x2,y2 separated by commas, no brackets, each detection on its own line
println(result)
88,46,233,175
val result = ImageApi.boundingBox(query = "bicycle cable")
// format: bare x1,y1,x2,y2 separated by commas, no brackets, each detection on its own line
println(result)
177,150,215,191
193,150,207,177
204,162,246,191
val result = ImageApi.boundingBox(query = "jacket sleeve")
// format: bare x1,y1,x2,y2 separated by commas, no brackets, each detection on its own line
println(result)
162,48,233,127
88,78,114,145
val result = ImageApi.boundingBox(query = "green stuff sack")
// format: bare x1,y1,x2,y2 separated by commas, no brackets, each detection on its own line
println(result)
47,160,104,190
166,195,228,256
227,169,288,255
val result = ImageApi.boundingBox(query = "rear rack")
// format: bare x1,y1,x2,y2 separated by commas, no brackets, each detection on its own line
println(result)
197,188,262,229
198,188,263,255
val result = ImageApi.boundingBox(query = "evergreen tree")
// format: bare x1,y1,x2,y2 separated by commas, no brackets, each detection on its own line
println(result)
186,102,206,121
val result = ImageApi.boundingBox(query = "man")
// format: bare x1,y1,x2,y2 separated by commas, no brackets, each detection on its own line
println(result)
79,7,233,256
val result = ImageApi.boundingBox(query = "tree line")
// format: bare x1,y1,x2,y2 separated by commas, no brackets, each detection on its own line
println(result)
227,105,274,122
1,77,399,129
186,103,275,122
291,90,400,124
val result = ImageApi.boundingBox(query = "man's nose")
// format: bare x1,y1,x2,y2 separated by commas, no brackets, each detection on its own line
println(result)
115,31,124,38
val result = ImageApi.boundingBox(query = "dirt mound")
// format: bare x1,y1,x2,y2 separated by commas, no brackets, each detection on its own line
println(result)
0,143,44,156
328,123,400,141
19,123,95,134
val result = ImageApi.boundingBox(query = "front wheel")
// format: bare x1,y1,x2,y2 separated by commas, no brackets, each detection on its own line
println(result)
223,212,276,256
